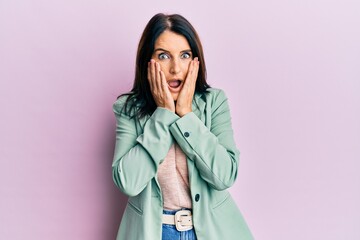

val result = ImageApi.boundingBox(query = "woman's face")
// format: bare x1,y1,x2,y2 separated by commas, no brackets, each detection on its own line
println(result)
151,30,193,101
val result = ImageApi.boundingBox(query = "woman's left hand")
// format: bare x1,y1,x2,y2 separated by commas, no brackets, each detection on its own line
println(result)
175,57,199,117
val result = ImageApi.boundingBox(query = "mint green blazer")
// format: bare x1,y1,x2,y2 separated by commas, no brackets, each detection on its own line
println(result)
112,88,254,240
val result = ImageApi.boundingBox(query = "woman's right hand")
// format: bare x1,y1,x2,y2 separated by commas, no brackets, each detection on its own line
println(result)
147,59,175,112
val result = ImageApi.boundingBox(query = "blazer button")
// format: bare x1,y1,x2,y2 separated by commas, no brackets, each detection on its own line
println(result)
184,132,190,137
195,194,200,202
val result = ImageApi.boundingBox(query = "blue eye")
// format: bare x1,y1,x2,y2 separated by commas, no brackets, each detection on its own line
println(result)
158,53,170,60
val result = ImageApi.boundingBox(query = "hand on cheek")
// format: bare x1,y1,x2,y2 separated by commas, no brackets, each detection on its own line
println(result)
147,59,175,112
175,57,199,117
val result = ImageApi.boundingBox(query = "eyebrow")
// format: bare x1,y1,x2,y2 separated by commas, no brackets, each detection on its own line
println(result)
154,48,192,53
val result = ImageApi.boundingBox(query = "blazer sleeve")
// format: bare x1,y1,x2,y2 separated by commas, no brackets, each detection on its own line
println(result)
112,97,180,197
169,89,240,190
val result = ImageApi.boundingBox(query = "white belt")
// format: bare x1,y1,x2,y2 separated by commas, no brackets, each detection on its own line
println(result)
162,209,193,231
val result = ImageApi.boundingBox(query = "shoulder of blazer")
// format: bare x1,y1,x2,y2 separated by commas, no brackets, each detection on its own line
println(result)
200,87,228,108
112,94,137,117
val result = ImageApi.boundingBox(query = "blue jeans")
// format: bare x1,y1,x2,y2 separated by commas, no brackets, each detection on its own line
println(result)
162,209,197,240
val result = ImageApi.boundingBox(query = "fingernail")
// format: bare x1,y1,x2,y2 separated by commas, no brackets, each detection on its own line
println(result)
150,59,155,63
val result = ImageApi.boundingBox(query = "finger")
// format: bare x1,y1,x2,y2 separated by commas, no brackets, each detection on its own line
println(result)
160,70,169,93
192,57,199,87
184,60,195,88
183,59,197,93
147,61,150,80
150,59,156,88
147,61,154,90
155,62,162,92
189,58,198,82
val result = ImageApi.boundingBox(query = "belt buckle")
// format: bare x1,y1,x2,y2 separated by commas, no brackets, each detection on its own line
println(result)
174,210,193,232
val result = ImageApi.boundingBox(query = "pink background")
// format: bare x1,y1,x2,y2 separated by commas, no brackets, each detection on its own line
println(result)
1,0,359,239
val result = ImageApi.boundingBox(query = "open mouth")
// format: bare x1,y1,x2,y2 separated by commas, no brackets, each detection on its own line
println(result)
168,80,181,88
167,79,183,92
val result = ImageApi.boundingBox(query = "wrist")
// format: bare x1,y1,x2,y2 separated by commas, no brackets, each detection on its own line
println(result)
156,101,175,112
176,108,191,117
165,105,175,113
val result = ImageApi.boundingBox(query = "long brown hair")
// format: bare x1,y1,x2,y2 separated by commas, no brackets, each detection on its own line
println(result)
118,13,210,119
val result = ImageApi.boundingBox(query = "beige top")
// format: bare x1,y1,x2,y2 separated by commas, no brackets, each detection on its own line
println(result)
157,142,192,210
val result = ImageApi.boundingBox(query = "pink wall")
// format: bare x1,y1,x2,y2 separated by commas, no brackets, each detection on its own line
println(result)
1,0,359,239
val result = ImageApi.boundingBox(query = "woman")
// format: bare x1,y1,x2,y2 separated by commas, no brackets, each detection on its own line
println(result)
112,13,254,240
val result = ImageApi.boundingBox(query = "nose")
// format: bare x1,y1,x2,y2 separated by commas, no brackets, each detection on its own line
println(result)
169,58,181,75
